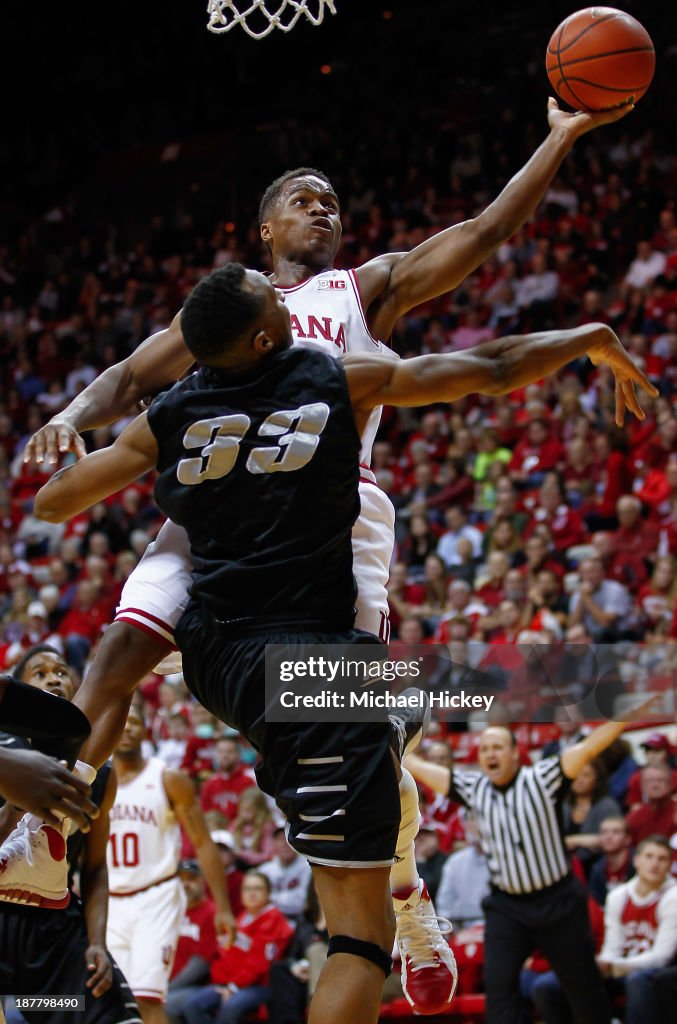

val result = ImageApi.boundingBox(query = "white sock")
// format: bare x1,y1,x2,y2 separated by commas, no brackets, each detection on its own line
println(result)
390,768,422,901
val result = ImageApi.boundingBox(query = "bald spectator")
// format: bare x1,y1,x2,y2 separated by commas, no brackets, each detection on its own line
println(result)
612,495,660,565
568,557,632,642
626,766,676,847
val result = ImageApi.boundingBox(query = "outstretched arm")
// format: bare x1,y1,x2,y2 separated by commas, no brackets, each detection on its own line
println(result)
358,99,633,339
560,694,661,780
33,412,158,522
24,313,192,464
345,323,657,433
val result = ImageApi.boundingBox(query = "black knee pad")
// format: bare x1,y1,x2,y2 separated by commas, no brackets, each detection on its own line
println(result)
327,934,392,978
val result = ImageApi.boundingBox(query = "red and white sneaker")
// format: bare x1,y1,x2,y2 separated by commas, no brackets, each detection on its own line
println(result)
393,880,457,1015
0,813,70,909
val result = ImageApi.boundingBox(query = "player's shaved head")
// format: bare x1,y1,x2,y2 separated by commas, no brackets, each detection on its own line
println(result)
258,167,334,223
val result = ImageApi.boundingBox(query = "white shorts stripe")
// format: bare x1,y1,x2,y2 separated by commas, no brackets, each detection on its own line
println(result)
297,785,347,794
297,833,345,841
299,810,346,821
297,756,344,765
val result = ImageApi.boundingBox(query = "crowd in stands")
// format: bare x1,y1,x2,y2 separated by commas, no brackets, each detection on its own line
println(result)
1,3,676,1018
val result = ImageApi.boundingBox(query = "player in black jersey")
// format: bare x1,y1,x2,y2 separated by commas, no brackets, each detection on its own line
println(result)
0,675,97,829
33,264,655,1024
0,646,140,1024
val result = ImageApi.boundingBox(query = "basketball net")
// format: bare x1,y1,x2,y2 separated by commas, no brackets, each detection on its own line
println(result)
207,0,337,39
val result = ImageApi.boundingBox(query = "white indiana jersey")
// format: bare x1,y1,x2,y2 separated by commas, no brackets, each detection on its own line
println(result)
280,268,398,464
108,757,181,894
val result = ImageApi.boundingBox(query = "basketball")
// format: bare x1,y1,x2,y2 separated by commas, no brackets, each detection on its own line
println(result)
546,7,655,111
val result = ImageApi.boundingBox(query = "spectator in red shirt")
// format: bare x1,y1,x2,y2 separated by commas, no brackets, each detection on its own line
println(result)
590,530,648,595
626,765,676,847
56,577,108,673
612,495,660,565
211,831,245,918
508,418,564,486
167,859,219,1022
584,429,633,530
386,561,425,635
626,734,677,810
182,871,292,1024
524,473,586,553
474,551,509,609
200,737,256,826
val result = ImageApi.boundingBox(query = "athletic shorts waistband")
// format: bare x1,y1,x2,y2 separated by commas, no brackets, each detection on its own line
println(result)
110,871,178,898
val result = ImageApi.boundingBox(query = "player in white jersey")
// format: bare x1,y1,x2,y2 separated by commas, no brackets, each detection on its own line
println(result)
24,97,631,1017
108,708,235,1024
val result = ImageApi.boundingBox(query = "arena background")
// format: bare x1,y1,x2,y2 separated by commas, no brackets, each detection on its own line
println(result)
1,2,677,1018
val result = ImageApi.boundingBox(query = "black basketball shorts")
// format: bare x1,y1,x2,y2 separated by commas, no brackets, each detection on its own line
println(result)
0,899,140,1023
175,602,401,867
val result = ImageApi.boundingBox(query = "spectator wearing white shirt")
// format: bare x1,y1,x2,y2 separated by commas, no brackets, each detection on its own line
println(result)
437,506,483,569
259,827,312,923
568,557,632,642
435,812,490,929
624,241,667,291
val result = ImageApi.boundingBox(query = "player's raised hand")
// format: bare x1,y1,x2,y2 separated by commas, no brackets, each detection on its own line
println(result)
23,418,87,465
586,329,659,426
546,96,633,140
84,944,113,996
0,749,99,830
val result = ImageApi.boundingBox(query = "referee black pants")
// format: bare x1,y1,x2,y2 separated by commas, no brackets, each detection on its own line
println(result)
482,874,611,1024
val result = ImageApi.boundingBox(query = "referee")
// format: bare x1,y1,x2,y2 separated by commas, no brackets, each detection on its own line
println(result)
406,699,656,1024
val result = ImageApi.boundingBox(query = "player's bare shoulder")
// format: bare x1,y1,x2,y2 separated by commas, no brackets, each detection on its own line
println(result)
353,252,403,307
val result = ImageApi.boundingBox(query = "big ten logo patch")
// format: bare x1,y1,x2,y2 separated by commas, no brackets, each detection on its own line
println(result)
317,279,346,290
162,945,174,966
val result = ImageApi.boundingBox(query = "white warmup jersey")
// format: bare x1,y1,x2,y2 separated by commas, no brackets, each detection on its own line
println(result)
107,757,181,894
117,268,397,642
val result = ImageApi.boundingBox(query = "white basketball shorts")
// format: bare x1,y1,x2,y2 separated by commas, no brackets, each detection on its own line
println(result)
115,475,395,644
106,876,186,1003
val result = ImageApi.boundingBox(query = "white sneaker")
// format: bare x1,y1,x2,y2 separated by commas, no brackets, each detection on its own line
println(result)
0,813,70,908
393,880,458,1015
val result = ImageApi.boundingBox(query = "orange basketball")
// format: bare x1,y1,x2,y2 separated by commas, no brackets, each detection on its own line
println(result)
546,7,655,112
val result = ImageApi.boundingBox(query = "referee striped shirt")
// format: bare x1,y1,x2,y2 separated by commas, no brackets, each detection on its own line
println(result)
450,757,570,895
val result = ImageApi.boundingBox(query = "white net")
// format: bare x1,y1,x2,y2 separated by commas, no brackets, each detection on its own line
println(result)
207,0,337,39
